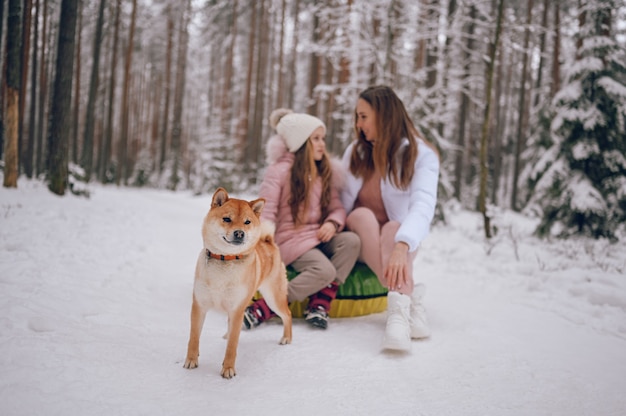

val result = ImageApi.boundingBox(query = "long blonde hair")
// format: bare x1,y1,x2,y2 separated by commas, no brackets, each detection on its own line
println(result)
350,85,435,190
289,140,333,225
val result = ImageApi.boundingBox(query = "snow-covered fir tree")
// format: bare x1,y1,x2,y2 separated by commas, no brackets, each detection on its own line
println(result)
525,0,626,241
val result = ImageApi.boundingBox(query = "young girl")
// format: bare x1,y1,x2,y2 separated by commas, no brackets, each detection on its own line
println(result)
243,109,360,330
341,86,440,351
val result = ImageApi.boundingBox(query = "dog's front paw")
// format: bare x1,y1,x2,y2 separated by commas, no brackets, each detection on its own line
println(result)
279,336,292,345
183,356,199,369
221,366,236,379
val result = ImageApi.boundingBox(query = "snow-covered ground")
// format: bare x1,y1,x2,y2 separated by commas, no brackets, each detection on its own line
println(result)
1,180,625,416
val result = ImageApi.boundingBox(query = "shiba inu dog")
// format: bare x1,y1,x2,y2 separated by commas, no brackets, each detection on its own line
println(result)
183,187,292,378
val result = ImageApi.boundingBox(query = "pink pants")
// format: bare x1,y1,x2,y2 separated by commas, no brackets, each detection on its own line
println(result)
346,207,416,295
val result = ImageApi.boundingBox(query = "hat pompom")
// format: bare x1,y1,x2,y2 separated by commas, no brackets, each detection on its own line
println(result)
269,108,293,130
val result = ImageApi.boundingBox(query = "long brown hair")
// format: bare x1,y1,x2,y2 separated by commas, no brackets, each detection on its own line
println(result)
289,140,333,225
350,85,433,190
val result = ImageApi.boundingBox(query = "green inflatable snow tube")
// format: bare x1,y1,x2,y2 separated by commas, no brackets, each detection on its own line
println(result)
287,262,388,318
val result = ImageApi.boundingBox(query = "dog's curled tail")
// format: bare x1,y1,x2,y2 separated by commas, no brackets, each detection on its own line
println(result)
260,221,277,244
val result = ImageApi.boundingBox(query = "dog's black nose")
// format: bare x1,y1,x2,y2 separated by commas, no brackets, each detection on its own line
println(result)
233,230,245,241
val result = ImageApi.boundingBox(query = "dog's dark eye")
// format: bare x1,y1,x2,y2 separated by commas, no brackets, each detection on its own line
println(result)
244,219,251,225
223,217,231,223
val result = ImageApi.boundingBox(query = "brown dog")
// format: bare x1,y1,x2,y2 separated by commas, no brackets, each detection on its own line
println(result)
183,187,292,378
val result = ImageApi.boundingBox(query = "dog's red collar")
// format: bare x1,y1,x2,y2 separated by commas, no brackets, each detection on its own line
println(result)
205,249,244,261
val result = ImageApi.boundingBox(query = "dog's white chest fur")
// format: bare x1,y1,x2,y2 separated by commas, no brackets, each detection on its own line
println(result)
193,253,253,312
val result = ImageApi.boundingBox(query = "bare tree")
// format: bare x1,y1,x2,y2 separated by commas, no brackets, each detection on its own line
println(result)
533,0,549,107
71,0,82,164
159,5,174,175
115,0,138,186
511,0,534,211
550,1,561,98
274,0,287,109
19,0,32,174
479,0,505,238
35,0,50,177
100,0,121,182
81,0,106,181
286,0,300,109
25,0,40,179
47,0,80,195
220,0,238,136
236,2,257,158
307,6,321,115
3,0,22,188
169,0,192,190
0,1,5,162
453,5,476,201
248,0,270,181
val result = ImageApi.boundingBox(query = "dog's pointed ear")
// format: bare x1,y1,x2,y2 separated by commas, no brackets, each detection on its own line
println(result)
249,198,265,217
212,187,229,208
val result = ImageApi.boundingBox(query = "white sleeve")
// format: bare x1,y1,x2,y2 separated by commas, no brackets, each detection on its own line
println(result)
395,144,440,252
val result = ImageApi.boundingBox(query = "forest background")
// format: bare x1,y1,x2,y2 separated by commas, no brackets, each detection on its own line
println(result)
1,0,625,241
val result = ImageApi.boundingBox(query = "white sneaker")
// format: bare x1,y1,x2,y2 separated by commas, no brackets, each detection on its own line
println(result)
382,292,411,351
410,284,431,339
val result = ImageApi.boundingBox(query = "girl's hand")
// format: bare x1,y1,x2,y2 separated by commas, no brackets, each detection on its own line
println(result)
384,242,410,291
317,221,337,243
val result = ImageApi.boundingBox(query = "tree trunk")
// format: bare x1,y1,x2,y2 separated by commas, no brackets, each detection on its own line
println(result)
159,6,174,175
220,0,238,136
384,0,398,83
274,0,287,108
115,0,137,186
0,0,5,162
453,5,475,202
19,0,32,176
369,15,381,85
250,0,269,180
491,34,506,205
307,9,321,115
327,0,353,155
425,0,439,89
81,0,106,181
436,0,457,137
236,1,257,159
26,0,40,179
511,0,534,211
550,1,561,98
150,73,161,171
71,1,82,164
169,0,191,190
3,0,23,188
533,0,549,107
286,0,300,109
414,0,428,72
479,0,505,239
35,0,49,177
100,0,121,182
47,0,79,195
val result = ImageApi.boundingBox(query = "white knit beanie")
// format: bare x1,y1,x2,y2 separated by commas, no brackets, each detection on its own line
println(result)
269,108,326,153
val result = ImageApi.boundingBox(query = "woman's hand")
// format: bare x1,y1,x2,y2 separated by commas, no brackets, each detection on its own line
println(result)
317,221,337,243
384,242,410,291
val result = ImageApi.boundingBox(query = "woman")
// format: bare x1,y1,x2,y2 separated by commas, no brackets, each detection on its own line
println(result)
341,86,440,351
244,109,360,330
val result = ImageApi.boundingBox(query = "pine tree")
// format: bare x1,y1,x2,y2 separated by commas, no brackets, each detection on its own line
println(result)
527,0,626,241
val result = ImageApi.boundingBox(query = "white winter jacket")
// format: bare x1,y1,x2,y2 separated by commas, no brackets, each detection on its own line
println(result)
340,138,439,253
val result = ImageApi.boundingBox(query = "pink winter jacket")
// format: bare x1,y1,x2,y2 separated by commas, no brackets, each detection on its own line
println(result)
259,135,346,266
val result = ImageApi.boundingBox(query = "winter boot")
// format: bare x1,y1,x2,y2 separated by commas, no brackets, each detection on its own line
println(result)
305,282,339,329
243,298,276,329
382,291,411,351
409,283,431,339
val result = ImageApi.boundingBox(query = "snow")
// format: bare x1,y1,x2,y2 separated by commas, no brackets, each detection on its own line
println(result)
598,76,626,100
1,180,626,416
